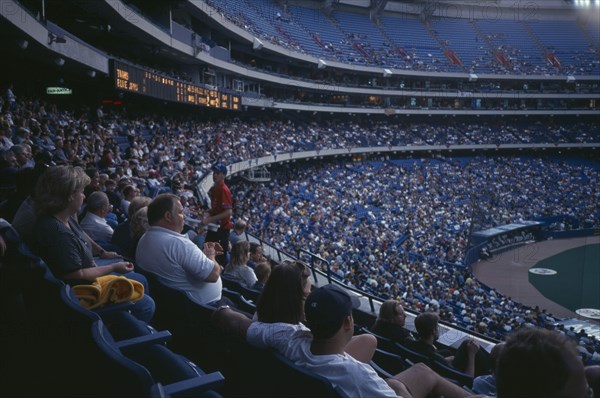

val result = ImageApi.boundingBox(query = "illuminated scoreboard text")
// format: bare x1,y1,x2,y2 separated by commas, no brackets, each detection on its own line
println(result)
113,60,240,110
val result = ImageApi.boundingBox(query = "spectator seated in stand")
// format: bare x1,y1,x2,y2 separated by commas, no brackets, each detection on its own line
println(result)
408,312,490,377
496,328,598,398
104,179,123,220
223,241,258,289
80,191,115,246
135,193,225,306
120,185,139,215
111,196,152,259
228,219,247,247
129,206,150,258
247,242,268,269
31,165,155,322
471,342,504,396
370,299,416,346
83,167,101,201
251,261,271,291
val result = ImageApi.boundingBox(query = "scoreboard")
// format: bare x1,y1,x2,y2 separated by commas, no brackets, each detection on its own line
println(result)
113,60,240,110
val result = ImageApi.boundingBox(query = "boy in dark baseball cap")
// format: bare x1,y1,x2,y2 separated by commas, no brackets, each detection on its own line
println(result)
305,283,360,339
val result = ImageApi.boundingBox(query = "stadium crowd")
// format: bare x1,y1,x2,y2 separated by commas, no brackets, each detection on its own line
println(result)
204,0,600,76
1,90,599,367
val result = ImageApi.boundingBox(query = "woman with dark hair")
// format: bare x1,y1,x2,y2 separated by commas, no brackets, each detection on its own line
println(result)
33,165,155,322
254,260,311,325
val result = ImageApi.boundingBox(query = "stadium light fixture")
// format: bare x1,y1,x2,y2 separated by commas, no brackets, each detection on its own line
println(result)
318,59,327,69
383,68,392,77
252,37,263,50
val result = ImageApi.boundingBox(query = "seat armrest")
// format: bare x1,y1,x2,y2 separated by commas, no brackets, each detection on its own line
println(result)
115,330,172,352
161,371,225,396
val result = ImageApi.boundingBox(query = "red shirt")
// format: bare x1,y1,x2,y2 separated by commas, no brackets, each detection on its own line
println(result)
208,181,233,230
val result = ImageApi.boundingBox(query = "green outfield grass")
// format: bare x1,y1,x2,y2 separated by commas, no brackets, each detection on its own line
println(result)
529,244,600,311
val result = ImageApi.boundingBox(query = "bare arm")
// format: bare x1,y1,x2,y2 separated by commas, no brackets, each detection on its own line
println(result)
62,261,134,282
202,242,222,282
212,307,252,341
205,261,223,282
391,363,471,398
0,234,6,257
462,340,479,377
345,333,377,364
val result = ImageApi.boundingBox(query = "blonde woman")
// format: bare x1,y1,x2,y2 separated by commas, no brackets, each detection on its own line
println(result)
130,206,150,254
33,165,155,321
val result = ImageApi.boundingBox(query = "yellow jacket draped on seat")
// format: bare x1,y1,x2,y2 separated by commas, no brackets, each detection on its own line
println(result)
73,275,144,309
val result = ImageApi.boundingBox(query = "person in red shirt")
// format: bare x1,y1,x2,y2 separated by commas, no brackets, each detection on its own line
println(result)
203,163,233,265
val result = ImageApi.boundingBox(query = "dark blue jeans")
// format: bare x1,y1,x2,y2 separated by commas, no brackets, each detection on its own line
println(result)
112,270,155,323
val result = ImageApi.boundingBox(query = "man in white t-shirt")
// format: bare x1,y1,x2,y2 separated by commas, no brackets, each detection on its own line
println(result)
136,193,223,305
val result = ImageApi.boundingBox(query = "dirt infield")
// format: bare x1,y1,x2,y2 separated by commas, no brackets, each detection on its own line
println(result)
471,235,600,319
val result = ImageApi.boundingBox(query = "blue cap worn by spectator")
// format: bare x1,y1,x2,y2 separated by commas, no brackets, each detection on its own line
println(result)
305,284,360,338
212,163,227,176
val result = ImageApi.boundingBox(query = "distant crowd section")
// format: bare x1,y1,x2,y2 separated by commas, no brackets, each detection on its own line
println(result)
228,158,599,343
1,94,597,211
204,0,600,75
1,91,599,363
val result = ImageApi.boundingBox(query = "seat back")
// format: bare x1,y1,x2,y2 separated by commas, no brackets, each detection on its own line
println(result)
220,275,243,292
430,359,474,388
352,308,377,329
23,282,120,397
237,284,262,303
365,328,401,354
221,287,256,314
372,348,411,376
111,331,225,397
0,222,40,297
141,270,215,332
220,275,261,303
139,270,227,371
393,342,432,365
91,319,157,397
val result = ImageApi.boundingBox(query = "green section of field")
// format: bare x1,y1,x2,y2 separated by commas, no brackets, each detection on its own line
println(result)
529,244,600,311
